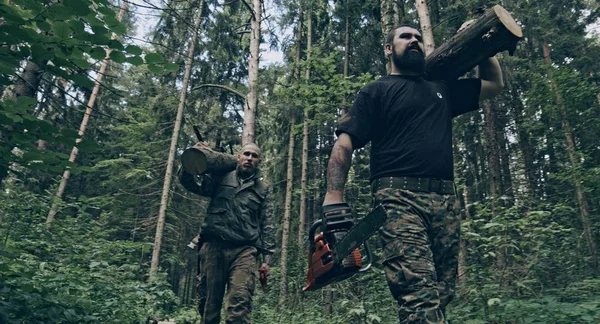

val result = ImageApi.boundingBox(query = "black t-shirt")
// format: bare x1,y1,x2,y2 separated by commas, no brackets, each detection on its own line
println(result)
336,75,481,181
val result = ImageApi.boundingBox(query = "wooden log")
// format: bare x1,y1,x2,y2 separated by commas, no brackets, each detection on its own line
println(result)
180,146,237,175
424,5,522,81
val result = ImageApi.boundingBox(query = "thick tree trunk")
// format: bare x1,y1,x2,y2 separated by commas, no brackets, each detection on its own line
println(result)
298,6,312,249
14,61,43,99
415,0,435,56
425,5,522,80
242,0,261,145
279,116,296,307
482,100,502,199
543,43,599,275
149,1,204,280
46,3,127,223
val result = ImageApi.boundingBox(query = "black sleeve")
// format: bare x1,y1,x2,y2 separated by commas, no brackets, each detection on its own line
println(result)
179,169,220,197
335,85,378,149
448,78,482,118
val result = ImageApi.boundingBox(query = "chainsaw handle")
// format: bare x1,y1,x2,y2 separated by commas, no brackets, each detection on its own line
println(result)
307,219,323,267
359,240,373,272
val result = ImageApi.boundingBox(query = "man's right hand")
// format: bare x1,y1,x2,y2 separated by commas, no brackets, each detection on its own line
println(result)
322,202,354,246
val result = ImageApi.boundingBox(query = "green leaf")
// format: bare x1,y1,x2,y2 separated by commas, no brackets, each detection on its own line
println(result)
109,51,126,63
47,4,73,20
90,47,107,60
147,64,164,74
144,53,164,64
72,58,91,69
163,63,180,72
125,45,143,56
63,0,90,16
109,23,127,35
52,22,71,40
98,6,116,17
69,74,95,89
487,298,501,306
68,20,85,35
36,20,52,32
125,56,144,66
108,40,124,50
91,24,109,36
31,44,54,63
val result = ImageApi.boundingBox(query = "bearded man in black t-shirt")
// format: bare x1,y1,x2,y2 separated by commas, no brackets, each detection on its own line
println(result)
322,24,504,323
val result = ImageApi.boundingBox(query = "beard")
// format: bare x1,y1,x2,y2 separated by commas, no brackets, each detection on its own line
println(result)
391,46,425,74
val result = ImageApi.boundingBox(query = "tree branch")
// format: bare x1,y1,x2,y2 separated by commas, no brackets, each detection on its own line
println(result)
192,84,246,99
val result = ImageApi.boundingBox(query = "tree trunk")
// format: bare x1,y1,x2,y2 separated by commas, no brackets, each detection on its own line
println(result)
149,1,204,280
380,0,403,73
298,5,312,249
424,5,522,80
415,0,435,56
279,116,296,307
46,3,127,223
14,61,43,99
482,100,502,199
341,3,350,116
542,43,599,275
457,186,471,285
242,0,262,145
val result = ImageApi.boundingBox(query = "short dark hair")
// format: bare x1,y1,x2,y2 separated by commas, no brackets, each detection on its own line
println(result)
385,24,422,45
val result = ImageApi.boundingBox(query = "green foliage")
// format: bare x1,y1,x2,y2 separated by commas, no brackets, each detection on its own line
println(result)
0,185,181,323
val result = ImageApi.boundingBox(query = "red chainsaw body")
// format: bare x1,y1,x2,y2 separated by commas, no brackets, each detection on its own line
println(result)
303,232,362,291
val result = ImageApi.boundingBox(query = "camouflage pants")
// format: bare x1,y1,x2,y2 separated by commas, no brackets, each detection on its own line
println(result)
374,188,460,324
197,241,258,324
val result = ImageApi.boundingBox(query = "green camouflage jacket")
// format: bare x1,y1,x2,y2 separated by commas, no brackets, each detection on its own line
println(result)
180,169,275,255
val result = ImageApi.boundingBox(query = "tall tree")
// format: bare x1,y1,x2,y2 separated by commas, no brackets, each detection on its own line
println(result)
149,0,205,280
415,0,435,55
298,3,312,249
46,2,128,223
242,0,262,145
542,42,598,275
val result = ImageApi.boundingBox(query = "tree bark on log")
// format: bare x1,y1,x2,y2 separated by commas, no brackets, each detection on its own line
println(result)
180,147,237,175
424,5,522,80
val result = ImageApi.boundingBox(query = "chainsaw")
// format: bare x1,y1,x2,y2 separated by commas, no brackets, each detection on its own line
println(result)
303,204,386,291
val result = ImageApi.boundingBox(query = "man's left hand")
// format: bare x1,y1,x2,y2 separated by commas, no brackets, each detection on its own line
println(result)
259,263,269,291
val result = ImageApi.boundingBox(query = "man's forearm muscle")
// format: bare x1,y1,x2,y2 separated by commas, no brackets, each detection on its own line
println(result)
324,134,354,204
327,143,353,192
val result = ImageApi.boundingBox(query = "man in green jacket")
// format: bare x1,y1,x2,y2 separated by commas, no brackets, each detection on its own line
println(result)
180,142,274,324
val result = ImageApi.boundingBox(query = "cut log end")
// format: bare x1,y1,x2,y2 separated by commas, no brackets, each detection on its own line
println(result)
493,5,523,38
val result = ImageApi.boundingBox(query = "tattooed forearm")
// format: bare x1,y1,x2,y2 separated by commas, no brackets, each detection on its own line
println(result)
326,142,353,193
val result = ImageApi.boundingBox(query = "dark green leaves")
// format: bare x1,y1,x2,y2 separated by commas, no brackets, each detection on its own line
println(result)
64,0,91,16
144,53,164,64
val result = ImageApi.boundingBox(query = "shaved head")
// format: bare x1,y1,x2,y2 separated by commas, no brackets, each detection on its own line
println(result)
239,143,261,156
237,143,261,176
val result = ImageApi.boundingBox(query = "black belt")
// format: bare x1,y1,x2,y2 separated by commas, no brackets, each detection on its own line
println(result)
371,176,455,195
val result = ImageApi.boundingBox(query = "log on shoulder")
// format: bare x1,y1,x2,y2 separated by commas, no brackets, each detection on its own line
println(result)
181,147,237,175
424,5,523,81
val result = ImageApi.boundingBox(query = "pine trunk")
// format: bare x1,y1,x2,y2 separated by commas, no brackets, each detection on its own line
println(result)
242,0,262,145
279,116,296,307
482,100,502,199
424,5,521,80
149,1,204,279
380,0,403,73
298,6,312,249
542,43,599,275
46,3,127,223
415,0,435,56
14,61,42,99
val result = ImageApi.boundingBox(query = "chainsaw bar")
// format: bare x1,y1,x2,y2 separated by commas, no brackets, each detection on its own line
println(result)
333,204,386,265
